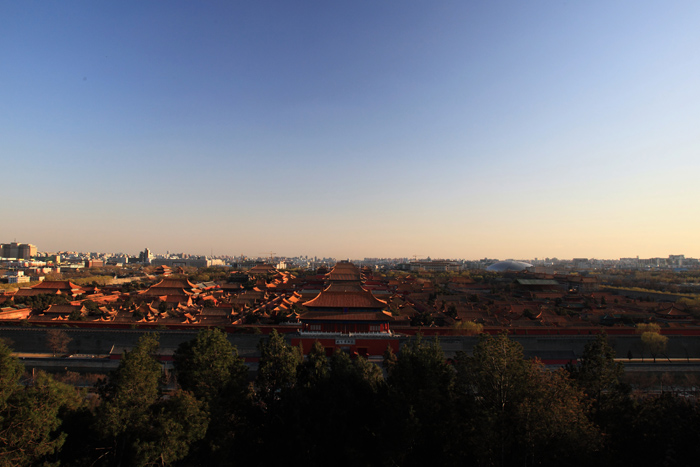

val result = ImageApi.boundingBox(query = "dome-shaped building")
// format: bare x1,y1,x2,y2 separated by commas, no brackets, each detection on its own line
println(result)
486,260,533,272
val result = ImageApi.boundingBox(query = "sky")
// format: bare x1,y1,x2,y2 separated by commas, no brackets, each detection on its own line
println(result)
2,1,699,260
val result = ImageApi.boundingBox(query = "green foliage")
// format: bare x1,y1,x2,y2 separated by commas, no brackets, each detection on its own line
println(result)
68,309,85,321
0,341,23,412
131,390,208,467
0,341,83,467
255,330,302,406
173,328,248,403
82,299,101,314
95,333,208,466
455,333,600,466
5,324,700,465
679,297,700,319
189,267,229,283
386,336,454,401
121,295,134,309
71,275,113,286
566,333,624,400
605,392,700,466
0,281,40,291
384,336,456,465
642,331,668,362
329,350,384,392
453,320,483,335
97,334,162,437
515,366,600,465
457,333,531,410
636,323,668,362
251,347,388,466
678,297,700,308
173,330,251,466
296,340,328,388
13,293,69,312
636,322,661,334
410,310,435,327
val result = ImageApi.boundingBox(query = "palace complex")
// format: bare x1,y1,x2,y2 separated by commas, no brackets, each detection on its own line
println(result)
2,260,700,357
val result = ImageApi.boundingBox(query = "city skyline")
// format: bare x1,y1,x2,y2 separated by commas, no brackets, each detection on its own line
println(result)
5,242,696,265
4,2,700,259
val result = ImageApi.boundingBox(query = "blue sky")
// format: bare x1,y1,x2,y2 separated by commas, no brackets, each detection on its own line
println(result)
2,1,699,259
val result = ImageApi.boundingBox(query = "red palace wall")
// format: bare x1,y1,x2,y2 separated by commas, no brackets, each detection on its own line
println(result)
291,335,400,358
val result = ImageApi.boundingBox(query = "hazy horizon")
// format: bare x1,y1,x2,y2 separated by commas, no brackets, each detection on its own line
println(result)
10,245,695,264
4,1,699,259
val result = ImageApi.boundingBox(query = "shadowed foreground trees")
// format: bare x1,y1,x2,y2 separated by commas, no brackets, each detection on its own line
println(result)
384,336,459,466
455,334,600,467
0,341,83,467
251,345,390,466
173,328,248,403
173,329,249,466
2,331,700,466
93,334,208,467
566,332,624,401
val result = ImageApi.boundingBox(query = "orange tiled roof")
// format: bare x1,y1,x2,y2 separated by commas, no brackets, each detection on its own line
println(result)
157,277,196,287
31,280,83,291
248,264,277,274
44,304,84,315
303,281,387,309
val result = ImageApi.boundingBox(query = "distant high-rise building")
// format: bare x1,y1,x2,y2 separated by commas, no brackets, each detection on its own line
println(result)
138,247,153,264
1,242,37,259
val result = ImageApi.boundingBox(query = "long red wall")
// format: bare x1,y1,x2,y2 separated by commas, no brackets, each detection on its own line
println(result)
3,319,700,336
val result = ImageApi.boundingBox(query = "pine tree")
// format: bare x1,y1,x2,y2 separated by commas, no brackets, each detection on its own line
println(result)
0,341,83,467
95,333,208,466
173,328,248,403
254,330,302,407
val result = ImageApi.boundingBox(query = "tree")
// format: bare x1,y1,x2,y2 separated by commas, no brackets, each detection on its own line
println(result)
410,310,434,327
637,323,668,362
254,330,302,407
385,336,454,404
173,328,248,403
642,332,668,363
172,330,251,465
95,333,209,466
130,390,208,467
46,329,72,356
96,334,163,461
384,336,457,466
566,333,624,400
68,309,85,321
516,366,600,466
254,348,389,466
0,341,84,467
637,322,661,334
0,341,23,411
330,350,384,392
173,330,252,466
456,333,531,413
83,300,101,315
13,293,68,312
296,340,328,389
452,320,483,335
455,333,600,466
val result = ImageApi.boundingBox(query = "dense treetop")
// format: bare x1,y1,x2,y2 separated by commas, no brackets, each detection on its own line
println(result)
1,331,700,466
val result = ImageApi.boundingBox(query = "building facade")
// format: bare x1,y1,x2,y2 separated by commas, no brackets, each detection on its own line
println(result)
1,242,37,259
